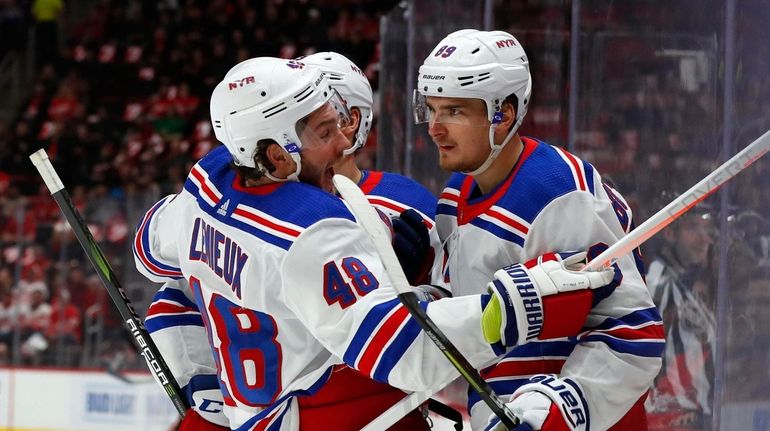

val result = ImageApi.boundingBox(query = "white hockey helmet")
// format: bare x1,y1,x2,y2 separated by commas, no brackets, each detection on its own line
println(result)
210,57,349,181
301,52,374,155
415,29,532,176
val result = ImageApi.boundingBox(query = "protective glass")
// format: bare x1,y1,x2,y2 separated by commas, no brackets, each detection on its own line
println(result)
295,89,352,149
412,90,491,127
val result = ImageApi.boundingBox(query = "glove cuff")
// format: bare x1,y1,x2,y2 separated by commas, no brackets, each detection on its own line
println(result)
490,263,544,346
512,375,590,431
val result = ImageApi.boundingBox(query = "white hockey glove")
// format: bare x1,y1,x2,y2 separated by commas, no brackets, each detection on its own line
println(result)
413,284,452,302
481,252,618,346
485,375,589,431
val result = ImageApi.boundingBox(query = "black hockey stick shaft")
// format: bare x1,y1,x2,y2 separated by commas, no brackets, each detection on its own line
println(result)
29,149,188,417
333,174,519,429
401,292,517,428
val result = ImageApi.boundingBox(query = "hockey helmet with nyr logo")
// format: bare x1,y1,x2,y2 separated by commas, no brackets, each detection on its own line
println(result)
301,52,374,155
414,29,532,176
210,57,350,182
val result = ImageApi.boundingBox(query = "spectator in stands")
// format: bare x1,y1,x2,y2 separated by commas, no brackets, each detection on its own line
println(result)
46,285,82,365
31,0,63,67
0,266,15,363
18,280,52,364
733,211,769,267
0,0,27,57
645,208,716,431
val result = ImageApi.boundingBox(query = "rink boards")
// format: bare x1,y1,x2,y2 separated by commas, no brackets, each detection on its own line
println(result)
0,367,769,430
0,367,177,431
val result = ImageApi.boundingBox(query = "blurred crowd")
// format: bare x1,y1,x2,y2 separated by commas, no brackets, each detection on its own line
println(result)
0,0,391,369
0,0,769,429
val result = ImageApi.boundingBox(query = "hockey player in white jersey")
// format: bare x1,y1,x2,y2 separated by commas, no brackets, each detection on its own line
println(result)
134,56,619,431
144,52,443,430
413,30,664,431
300,51,442,287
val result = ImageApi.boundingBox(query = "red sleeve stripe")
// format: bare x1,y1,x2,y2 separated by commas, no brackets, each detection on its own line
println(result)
250,407,282,431
146,301,199,317
583,322,665,341
190,165,223,206
484,206,530,235
134,199,184,278
356,306,411,377
232,205,303,239
439,188,461,203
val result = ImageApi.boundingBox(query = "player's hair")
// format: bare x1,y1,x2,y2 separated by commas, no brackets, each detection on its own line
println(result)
230,139,277,182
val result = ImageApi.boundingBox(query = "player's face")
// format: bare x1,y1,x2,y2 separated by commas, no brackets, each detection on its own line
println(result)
297,102,351,192
424,96,491,172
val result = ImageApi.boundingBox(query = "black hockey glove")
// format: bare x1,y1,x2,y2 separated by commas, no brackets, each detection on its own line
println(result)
391,209,435,285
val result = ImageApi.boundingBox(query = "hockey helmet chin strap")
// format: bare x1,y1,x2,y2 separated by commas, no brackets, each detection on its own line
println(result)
465,111,524,177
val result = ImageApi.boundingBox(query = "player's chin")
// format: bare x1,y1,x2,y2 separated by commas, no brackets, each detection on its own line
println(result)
438,153,465,172
318,166,335,193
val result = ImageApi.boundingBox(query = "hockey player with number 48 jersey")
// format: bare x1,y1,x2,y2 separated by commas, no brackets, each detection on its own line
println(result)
413,29,665,431
135,56,618,431
143,52,443,430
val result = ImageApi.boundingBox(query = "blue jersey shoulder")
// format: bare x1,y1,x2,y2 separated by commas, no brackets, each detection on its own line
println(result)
499,140,595,222
260,182,355,228
367,171,438,219
184,146,354,249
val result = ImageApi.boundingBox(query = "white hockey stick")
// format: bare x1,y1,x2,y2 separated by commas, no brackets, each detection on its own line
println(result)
360,387,443,431
334,174,520,430
585,129,770,270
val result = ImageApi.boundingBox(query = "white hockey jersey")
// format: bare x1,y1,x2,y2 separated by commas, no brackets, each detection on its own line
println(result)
141,157,443,427
135,146,496,430
436,138,665,431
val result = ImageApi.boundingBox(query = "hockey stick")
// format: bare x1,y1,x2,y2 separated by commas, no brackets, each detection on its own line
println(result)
585,129,770,270
334,174,520,430
361,386,444,431
29,149,188,417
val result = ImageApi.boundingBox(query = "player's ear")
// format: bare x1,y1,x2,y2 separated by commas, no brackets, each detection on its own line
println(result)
350,107,361,130
265,143,296,174
499,101,516,130
341,107,361,137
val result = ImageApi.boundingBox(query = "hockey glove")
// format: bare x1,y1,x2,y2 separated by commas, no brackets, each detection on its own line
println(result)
485,375,588,431
392,209,435,285
481,252,618,346
413,284,452,302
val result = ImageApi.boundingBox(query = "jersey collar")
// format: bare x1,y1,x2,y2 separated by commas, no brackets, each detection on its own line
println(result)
456,137,539,225
231,174,285,195
357,170,383,195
